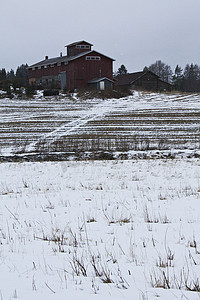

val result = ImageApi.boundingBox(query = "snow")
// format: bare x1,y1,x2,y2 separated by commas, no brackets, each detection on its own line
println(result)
0,90,199,298
0,159,200,299
0,91,200,156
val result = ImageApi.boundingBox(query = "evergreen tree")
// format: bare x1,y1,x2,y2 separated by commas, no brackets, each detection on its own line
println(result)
15,64,29,87
0,68,7,81
2,79,11,96
7,69,15,82
183,63,200,92
25,83,35,97
117,64,128,75
143,66,149,72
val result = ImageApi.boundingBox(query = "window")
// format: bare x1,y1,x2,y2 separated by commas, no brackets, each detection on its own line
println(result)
76,45,90,49
57,63,61,66
86,56,101,61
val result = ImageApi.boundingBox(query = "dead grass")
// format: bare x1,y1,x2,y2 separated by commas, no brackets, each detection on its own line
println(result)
0,92,199,157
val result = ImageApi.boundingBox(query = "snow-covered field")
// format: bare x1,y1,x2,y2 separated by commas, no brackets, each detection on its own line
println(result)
0,91,199,299
0,159,200,300
0,91,199,157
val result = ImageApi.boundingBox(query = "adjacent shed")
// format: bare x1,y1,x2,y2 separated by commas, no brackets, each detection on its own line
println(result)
115,71,172,91
88,77,113,90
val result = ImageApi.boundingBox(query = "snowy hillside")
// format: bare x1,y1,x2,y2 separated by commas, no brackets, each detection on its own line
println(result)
0,92,200,299
0,159,200,300
0,91,199,159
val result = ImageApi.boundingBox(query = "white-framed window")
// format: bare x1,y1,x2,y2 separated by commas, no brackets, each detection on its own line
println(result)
44,65,47,68
86,56,101,61
57,63,61,66
51,64,54,68
38,66,41,69
76,45,90,49
64,62,68,65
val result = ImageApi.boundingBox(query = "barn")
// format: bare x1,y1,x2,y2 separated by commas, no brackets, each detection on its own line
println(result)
114,70,173,91
28,41,114,91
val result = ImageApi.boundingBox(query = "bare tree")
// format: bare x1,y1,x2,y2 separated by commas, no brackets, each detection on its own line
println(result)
148,60,172,83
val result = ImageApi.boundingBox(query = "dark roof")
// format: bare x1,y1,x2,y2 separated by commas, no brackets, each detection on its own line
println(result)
88,77,113,84
115,71,160,86
28,55,69,69
28,50,115,69
115,72,144,86
115,71,174,87
65,40,93,47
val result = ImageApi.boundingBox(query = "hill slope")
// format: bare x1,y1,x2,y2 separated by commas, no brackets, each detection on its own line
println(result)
0,91,199,159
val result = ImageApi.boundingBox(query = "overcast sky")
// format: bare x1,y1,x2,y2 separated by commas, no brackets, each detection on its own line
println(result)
1,0,200,73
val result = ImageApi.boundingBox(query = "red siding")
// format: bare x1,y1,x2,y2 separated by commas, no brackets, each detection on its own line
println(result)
29,51,113,90
67,41,92,57
29,63,68,79
67,54,113,90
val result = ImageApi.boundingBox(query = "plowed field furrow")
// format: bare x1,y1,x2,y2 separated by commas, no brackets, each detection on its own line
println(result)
0,91,199,155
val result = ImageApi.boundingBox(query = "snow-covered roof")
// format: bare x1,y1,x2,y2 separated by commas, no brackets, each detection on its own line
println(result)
65,40,93,47
88,77,113,83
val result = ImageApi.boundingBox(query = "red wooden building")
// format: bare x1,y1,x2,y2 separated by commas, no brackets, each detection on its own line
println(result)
28,41,114,91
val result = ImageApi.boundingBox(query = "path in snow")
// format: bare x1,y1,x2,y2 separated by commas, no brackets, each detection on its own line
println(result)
0,91,199,156
26,96,132,152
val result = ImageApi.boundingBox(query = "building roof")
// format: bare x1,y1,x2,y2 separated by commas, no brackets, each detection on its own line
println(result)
88,77,113,84
28,55,69,69
28,50,115,69
115,71,173,87
115,72,144,86
115,71,159,86
65,40,93,47
69,50,115,62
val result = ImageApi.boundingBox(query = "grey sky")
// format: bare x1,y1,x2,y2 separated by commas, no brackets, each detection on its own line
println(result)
1,0,200,73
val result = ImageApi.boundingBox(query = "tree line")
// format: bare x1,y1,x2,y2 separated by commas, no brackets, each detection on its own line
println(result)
117,61,200,92
0,64,36,97
1,61,200,93
0,64,29,89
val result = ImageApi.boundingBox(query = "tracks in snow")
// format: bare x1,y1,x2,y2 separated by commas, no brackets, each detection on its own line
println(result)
26,96,130,152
